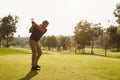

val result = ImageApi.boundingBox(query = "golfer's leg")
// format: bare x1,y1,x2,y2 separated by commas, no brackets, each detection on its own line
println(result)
29,40,37,67
35,44,42,65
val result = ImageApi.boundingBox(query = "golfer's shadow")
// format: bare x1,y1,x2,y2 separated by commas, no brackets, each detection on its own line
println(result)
19,70,39,80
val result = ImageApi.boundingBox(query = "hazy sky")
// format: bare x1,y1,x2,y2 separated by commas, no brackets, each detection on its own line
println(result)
0,0,119,37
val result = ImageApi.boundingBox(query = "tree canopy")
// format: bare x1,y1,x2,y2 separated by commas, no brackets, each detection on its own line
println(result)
0,14,19,47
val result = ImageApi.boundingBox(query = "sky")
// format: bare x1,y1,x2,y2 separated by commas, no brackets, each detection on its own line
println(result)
0,0,119,37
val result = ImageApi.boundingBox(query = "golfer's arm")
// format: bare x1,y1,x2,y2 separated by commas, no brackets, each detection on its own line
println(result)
41,28,46,32
29,25,34,33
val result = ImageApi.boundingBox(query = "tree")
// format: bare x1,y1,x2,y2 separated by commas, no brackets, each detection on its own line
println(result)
65,36,71,50
45,35,57,50
56,36,61,51
113,3,120,25
107,26,120,51
90,23,103,54
1,14,19,47
74,20,91,53
59,36,71,50
40,36,47,49
50,35,57,49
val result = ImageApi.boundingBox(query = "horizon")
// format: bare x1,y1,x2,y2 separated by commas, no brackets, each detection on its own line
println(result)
0,0,119,37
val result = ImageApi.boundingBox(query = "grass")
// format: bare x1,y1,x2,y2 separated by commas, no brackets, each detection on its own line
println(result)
0,47,120,80
0,47,31,55
85,48,120,58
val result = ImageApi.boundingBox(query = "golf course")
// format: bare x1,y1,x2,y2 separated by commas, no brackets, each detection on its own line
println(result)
0,47,120,80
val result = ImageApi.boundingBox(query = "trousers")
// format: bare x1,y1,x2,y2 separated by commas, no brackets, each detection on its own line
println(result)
29,39,42,67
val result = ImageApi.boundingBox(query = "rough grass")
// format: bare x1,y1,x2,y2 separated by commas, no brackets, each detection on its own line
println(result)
0,48,120,80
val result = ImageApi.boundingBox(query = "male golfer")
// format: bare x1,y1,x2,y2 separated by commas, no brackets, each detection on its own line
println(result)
29,20,49,70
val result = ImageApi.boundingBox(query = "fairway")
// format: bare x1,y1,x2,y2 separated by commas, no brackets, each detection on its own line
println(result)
0,48,120,80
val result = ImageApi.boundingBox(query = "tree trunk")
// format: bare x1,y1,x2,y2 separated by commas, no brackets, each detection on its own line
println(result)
6,35,9,47
75,43,77,54
91,38,94,54
0,40,1,47
105,42,107,56
75,47,77,54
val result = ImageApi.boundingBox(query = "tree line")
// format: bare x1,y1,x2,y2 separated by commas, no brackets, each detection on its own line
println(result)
0,3,120,54
74,3,120,53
